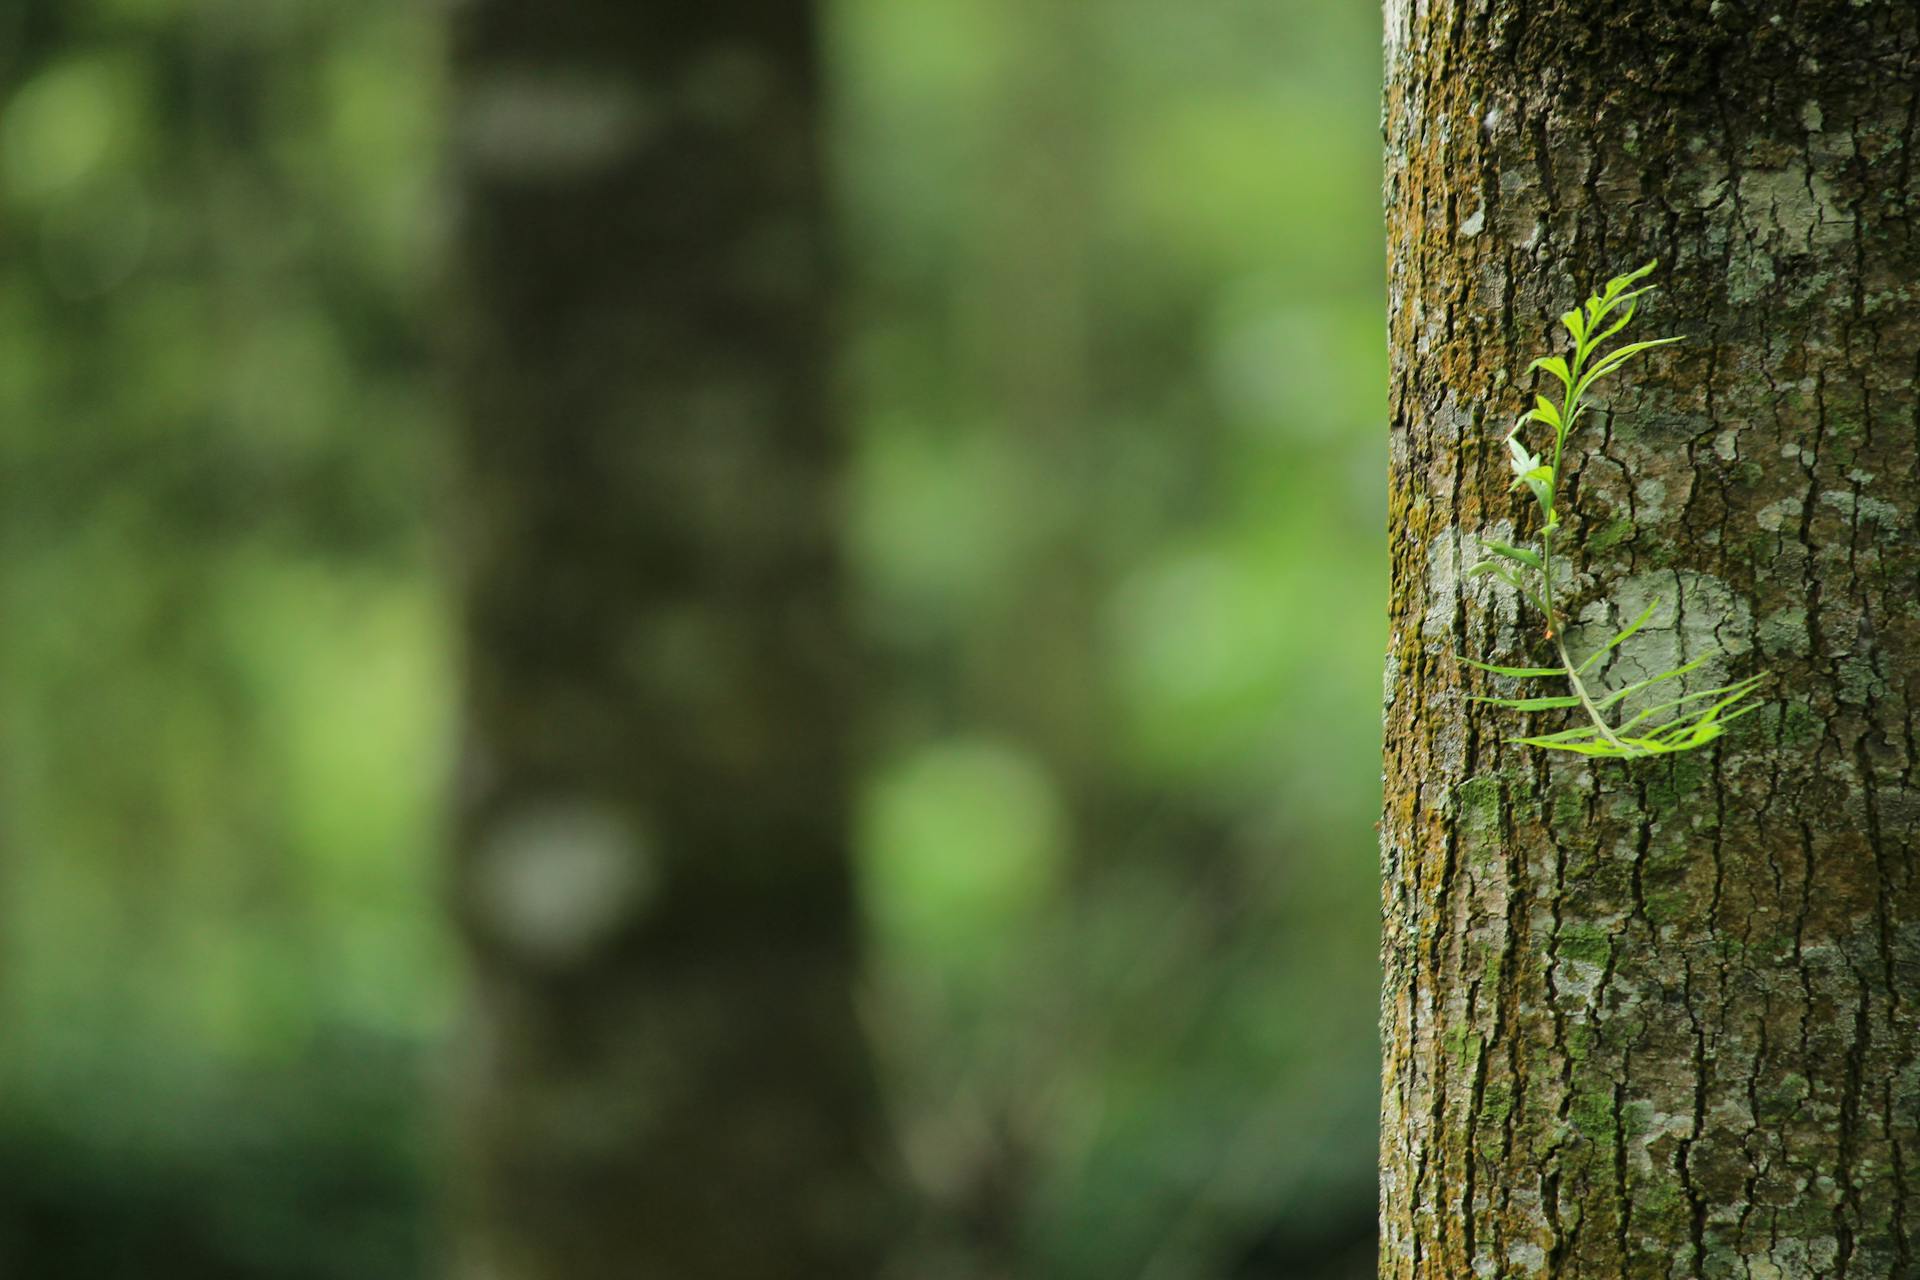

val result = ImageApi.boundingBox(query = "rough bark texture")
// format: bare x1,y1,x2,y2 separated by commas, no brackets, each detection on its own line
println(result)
445,3,893,1276
1382,3,1920,1277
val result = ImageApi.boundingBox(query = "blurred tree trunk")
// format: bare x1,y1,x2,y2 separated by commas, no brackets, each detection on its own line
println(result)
1382,4,1919,1278
444,4,894,1277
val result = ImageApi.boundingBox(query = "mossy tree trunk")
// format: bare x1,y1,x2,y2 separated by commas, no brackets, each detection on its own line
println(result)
444,3,894,1276
1381,3,1920,1277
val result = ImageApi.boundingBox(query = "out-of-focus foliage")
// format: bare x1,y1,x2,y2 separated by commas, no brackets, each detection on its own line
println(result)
0,0,1383,1275
0,2,449,1274
834,0,1385,1275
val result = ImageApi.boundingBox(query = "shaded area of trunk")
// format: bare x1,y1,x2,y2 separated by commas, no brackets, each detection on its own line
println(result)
445,3,894,1275
1382,3,1920,1276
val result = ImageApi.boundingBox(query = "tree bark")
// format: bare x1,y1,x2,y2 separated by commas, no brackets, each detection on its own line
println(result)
444,3,893,1276
1382,4,1920,1278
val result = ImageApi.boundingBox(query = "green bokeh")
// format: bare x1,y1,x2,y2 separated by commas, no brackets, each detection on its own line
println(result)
1,0,1384,1275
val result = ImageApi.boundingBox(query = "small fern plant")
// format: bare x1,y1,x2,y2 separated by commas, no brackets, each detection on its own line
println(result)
1464,261,1768,758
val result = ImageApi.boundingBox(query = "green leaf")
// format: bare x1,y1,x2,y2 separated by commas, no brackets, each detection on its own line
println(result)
1506,431,1540,475
1588,295,1644,347
1611,675,1770,734
1529,395,1563,429
1574,599,1662,674
1594,652,1716,709
1460,658,1563,678
1573,336,1684,400
1515,466,1554,514
1485,540,1542,569
1623,736,1700,756
1515,736,1633,757
1645,680,1768,742
1712,700,1766,728
1465,561,1522,592
1561,307,1587,344
1527,355,1571,390
1471,693,1584,710
1603,260,1659,297
1514,672,1769,759
1513,724,1607,744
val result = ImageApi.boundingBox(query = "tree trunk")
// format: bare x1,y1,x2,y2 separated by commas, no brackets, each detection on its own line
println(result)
1381,4,1920,1278
444,4,894,1276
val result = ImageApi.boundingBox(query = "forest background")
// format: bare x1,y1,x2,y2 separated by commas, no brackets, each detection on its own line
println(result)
0,1,1386,1276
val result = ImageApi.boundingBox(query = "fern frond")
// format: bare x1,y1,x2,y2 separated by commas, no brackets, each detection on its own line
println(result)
1457,262,1770,760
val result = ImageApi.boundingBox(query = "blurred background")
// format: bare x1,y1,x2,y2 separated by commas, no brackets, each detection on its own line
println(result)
0,1,1384,1277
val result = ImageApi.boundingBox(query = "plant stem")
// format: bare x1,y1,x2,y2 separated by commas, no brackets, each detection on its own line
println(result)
1534,334,1640,754
1556,634,1635,754
1539,525,1636,754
